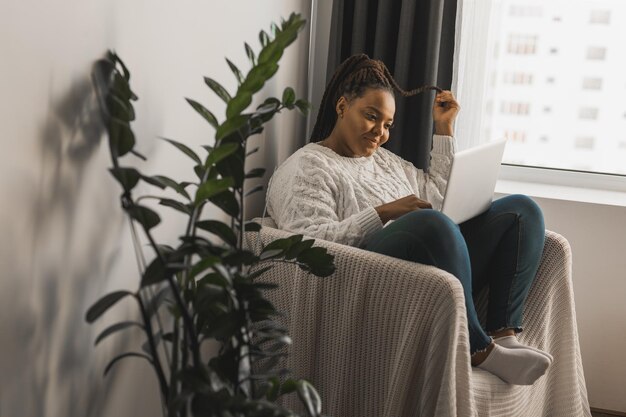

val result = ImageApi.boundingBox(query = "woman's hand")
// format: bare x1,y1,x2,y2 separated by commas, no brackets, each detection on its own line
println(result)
375,195,432,224
432,90,460,135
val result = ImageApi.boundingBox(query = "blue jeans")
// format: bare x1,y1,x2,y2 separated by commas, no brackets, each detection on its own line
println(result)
362,194,546,355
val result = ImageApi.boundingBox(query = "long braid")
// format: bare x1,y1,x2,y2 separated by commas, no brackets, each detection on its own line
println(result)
310,54,442,142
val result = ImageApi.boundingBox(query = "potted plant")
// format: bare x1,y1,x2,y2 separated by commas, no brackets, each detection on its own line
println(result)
86,12,334,417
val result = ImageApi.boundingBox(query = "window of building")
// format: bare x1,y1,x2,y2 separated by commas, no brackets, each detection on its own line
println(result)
504,130,527,143
575,136,595,149
586,46,607,60
578,107,599,120
507,34,537,55
509,5,542,17
503,72,533,85
582,77,603,90
500,101,530,115
590,10,611,24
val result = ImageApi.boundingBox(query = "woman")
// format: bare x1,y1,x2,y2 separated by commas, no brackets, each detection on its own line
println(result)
266,54,552,385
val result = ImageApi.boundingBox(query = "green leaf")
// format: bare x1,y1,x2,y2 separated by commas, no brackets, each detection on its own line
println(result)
245,168,265,179
109,167,140,191
208,191,239,217
143,175,191,199
282,87,296,108
108,118,135,157
246,146,260,157
194,164,206,181
244,184,263,197
296,380,322,417
259,30,271,47
158,198,192,215
145,286,172,317
204,77,232,103
106,94,135,121
284,239,315,260
225,58,244,85
240,62,279,96
186,98,219,129
205,142,239,167
195,177,234,203
244,221,262,232
189,255,220,279
296,246,336,277
104,352,152,376
223,250,258,267
259,249,283,260
95,321,143,346
215,114,248,141
226,91,252,119
85,291,134,323
196,220,237,247
295,99,311,115
258,41,284,66
263,235,302,253
160,137,201,165
244,42,256,66
141,252,184,287
127,205,161,230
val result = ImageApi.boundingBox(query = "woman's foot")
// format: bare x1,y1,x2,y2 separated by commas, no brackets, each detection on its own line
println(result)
472,342,552,385
493,335,554,361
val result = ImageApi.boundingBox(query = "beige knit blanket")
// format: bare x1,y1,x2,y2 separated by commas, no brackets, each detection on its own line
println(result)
245,219,591,417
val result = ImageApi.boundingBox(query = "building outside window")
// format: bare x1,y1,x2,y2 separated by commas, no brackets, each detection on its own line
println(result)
472,0,626,176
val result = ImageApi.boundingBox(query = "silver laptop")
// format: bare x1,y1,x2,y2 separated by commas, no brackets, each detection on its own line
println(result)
440,138,508,224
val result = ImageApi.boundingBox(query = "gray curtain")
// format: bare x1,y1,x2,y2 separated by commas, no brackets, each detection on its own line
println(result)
326,0,457,170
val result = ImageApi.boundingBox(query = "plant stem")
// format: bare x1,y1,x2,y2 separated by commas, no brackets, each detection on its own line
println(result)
141,222,201,366
136,293,169,402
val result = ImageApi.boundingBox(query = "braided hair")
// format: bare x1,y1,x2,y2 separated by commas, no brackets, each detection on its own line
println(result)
310,53,441,142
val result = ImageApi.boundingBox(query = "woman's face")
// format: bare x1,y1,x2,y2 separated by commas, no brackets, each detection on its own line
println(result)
335,88,396,157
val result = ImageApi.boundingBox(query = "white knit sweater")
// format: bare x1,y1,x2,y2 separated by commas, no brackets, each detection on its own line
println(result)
266,135,457,248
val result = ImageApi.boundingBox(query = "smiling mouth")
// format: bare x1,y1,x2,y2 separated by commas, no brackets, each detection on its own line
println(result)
364,136,378,144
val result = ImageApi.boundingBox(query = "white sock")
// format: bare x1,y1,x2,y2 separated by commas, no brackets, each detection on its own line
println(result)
493,335,554,362
475,343,551,385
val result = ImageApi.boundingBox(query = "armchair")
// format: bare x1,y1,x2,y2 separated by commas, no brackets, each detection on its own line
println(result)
244,218,591,417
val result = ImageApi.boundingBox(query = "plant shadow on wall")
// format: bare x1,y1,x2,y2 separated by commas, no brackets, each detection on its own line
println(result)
0,76,126,417
85,13,335,417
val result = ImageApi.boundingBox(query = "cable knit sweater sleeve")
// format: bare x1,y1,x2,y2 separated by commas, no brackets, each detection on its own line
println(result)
399,134,457,211
266,151,383,247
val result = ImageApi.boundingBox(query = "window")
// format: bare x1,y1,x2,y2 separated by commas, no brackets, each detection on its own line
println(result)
503,130,527,143
507,34,537,55
582,77,603,90
578,107,599,120
503,72,533,85
590,10,611,24
509,5,542,17
575,136,595,149
500,101,530,115
586,46,607,60
453,0,626,178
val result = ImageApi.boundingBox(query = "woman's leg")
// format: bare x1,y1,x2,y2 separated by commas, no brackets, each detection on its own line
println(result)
458,194,546,336
363,209,493,355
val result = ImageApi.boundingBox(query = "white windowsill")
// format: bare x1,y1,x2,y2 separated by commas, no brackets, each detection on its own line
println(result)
495,165,626,207
495,180,626,207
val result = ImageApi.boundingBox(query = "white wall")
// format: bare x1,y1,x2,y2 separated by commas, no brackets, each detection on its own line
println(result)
495,192,626,412
0,1,312,416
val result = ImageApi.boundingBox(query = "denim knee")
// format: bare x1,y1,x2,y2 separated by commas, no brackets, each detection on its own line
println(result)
400,209,462,254
496,194,545,230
